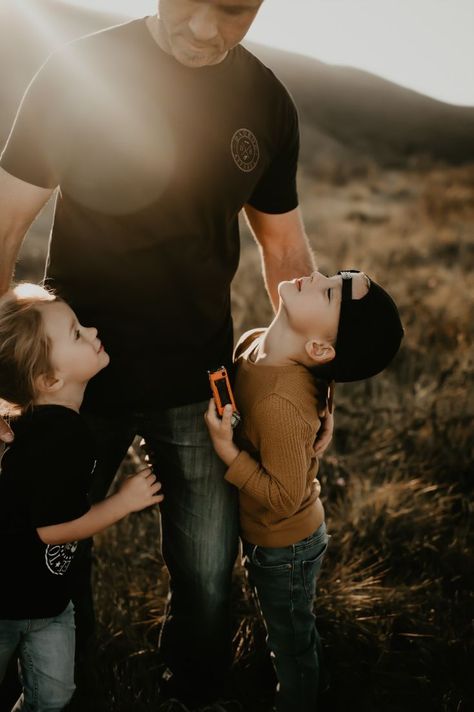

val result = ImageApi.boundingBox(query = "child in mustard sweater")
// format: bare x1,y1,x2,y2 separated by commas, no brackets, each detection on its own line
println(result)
205,269,403,712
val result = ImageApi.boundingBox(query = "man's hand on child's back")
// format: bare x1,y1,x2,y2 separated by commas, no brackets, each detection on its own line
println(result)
313,410,334,457
117,466,164,512
205,399,240,467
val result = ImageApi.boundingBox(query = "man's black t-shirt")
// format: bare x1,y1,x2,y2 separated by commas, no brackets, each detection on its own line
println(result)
1,18,300,410
0,406,94,619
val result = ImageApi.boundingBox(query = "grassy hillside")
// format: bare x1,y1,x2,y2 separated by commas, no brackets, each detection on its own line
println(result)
0,3,472,710
7,160,472,712
1,0,473,168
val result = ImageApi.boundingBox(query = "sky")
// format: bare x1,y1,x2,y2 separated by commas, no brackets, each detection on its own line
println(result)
59,0,474,107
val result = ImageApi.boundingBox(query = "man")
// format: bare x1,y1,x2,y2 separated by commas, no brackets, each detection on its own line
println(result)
0,0,333,704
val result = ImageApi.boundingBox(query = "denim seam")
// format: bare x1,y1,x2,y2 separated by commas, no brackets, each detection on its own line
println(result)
21,638,38,707
289,548,297,658
302,538,329,601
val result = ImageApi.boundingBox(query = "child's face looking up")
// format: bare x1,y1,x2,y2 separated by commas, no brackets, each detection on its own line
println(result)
40,301,110,386
278,271,370,345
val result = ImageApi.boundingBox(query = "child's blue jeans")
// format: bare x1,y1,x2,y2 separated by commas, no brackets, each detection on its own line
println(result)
242,521,330,712
0,601,75,711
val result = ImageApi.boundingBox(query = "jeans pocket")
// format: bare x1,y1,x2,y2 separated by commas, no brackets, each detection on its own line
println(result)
244,543,292,575
302,538,329,602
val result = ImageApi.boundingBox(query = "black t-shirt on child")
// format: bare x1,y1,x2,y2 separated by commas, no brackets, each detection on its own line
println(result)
0,406,95,619
0,18,299,410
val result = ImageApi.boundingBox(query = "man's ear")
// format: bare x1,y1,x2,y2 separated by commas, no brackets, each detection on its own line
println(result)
35,373,63,395
305,339,336,366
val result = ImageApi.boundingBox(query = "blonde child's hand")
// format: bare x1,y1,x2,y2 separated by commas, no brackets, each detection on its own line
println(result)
204,399,240,467
117,466,164,513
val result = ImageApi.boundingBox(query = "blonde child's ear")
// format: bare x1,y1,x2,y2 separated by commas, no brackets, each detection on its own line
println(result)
35,373,63,395
305,339,336,366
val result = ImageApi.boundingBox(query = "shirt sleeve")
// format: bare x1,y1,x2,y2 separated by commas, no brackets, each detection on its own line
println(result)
224,395,314,517
27,427,91,527
0,54,62,188
246,90,300,215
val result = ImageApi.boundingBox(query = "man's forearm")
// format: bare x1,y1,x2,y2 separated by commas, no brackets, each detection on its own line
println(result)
0,167,55,295
0,229,24,295
262,241,316,312
244,204,317,312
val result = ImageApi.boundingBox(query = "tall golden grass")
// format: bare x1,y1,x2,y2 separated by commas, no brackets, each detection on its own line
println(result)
9,161,474,711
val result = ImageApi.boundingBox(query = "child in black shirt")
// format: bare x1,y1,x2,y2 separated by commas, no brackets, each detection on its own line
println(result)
0,284,163,711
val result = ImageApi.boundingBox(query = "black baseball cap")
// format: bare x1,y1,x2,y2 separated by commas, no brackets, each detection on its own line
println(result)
316,270,404,383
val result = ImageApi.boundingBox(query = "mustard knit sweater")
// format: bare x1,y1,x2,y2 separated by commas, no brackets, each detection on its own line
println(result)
225,329,325,547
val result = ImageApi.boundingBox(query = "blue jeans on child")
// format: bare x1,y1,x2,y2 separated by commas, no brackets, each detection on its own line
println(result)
242,522,330,712
0,601,75,711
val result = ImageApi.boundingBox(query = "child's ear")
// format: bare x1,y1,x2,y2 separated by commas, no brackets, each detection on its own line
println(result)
305,339,335,366
35,373,63,394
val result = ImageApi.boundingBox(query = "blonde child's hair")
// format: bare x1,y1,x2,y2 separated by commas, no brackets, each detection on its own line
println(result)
0,283,57,415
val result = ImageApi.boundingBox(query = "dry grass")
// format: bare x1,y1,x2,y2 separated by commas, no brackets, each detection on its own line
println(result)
5,162,474,711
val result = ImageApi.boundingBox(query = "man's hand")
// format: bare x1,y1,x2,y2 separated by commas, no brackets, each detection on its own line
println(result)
0,416,14,444
314,410,334,457
204,399,240,467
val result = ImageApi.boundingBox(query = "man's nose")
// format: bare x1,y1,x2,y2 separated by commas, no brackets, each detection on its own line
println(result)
188,5,219,41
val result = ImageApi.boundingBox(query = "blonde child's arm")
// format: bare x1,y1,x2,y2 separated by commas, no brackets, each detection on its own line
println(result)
37,466,163,545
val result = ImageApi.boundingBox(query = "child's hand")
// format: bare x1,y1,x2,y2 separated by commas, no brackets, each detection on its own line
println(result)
117,466,164,513
204,399,240,467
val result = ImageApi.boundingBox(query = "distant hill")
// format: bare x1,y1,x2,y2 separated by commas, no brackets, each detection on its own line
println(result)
1,0,473,169
252,44,474,169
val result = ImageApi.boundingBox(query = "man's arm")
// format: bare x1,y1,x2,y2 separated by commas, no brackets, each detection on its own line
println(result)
0,167,54,295
0,168,54,441
243,204,316,312
243,203,334,454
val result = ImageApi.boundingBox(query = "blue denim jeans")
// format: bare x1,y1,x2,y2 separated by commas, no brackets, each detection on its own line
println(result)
81,400,239,691
0,602,75,712
242,522,330,712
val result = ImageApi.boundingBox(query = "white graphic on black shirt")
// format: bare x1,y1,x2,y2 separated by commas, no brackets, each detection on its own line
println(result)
231,129,259,172
45,541,78,576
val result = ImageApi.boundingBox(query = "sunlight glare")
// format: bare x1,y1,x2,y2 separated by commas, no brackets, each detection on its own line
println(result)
12,0,175,214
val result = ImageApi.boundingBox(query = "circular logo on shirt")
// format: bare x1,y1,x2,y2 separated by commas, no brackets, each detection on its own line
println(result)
45,541,78,576
231,129,259,172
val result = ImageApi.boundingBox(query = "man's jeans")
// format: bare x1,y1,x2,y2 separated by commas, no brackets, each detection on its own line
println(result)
242,522,330,712
0,602,75,712
81,400,239,689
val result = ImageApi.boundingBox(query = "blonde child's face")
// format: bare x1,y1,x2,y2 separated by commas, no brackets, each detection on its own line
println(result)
278,271,370,344
40,301,110,386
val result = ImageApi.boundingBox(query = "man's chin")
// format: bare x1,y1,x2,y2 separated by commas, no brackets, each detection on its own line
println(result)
172,44,226,68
